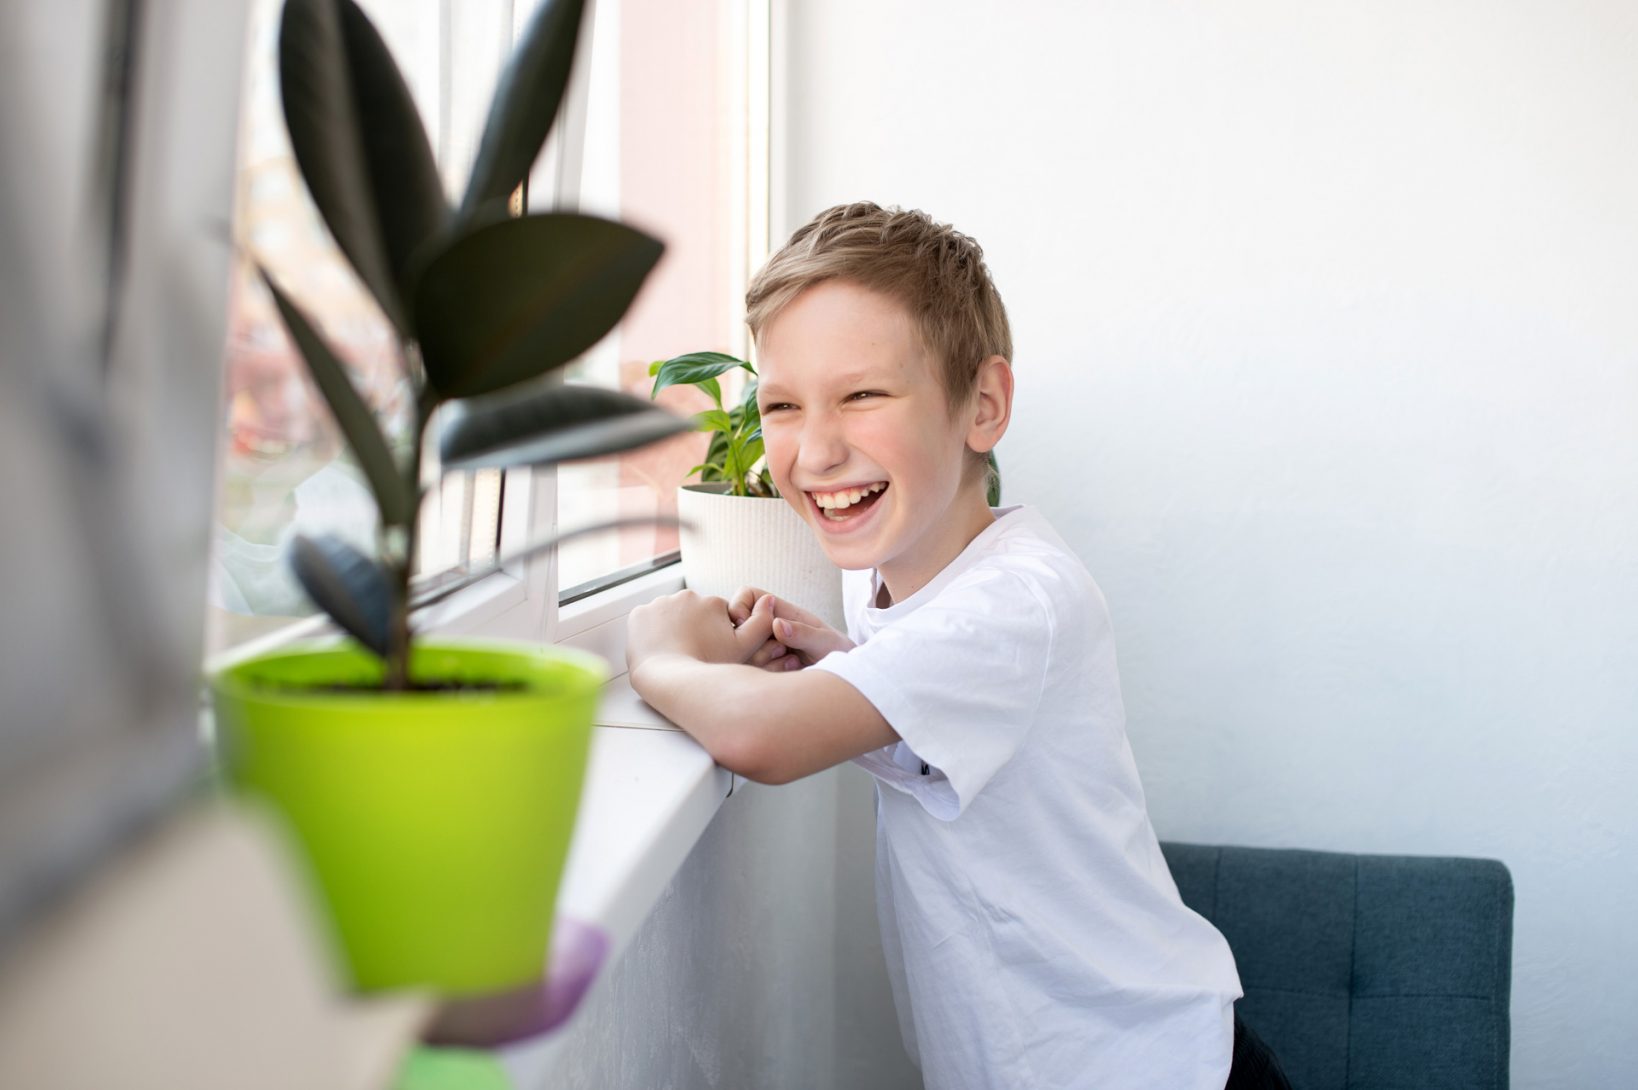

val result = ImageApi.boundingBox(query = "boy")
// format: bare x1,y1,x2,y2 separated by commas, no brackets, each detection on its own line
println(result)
626,203,1275,1089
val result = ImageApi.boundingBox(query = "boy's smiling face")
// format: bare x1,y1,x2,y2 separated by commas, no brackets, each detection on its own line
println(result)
756,279,1006,602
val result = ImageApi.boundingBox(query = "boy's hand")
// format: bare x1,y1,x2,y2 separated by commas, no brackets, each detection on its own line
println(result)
626,590,778,682
728,586,855,671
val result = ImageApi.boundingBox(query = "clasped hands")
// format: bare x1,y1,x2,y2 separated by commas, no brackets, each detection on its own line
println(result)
625,586,854,680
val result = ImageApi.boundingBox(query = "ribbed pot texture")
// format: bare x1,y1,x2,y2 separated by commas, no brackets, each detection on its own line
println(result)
676,484,845,632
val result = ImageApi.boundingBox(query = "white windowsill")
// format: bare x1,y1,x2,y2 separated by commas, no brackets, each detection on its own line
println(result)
496,673,735,1084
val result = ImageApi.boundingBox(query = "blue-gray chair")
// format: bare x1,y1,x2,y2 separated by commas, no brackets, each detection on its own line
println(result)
1159,843,1514,1090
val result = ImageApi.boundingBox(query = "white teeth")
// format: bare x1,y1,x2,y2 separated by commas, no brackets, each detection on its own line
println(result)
813,481,886,509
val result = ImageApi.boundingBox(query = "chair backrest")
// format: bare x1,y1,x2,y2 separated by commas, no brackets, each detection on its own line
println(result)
1160,842,1513,1090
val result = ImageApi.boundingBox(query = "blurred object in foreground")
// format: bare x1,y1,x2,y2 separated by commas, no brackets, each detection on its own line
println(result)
0,0,424,1084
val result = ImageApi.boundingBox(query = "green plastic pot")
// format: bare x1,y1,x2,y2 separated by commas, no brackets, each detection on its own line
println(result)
212,640,605,996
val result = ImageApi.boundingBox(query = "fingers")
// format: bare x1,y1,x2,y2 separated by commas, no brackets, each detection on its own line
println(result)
731,592,777,657
767,596,827,629
727,585,770,626
746,636,788,669
770,613,853,662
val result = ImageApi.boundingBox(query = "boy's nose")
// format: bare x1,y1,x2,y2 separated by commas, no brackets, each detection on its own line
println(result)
794,412,849,477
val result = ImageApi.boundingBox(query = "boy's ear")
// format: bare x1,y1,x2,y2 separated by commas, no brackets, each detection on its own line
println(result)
965,355,1013,454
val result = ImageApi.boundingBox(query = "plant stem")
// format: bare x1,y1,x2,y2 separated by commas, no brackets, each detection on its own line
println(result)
384,378,438,691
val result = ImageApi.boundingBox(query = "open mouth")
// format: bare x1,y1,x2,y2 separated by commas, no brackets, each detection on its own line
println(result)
809,481,888,524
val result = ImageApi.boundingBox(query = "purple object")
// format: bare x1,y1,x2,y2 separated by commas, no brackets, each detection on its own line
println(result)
423,916,610,1047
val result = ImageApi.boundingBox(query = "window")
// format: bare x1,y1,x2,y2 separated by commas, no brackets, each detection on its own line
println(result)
547,0,770,598
207,0,517,654
206,0,768,656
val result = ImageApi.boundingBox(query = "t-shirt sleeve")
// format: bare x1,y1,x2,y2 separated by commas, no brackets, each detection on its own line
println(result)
813,566,1053,819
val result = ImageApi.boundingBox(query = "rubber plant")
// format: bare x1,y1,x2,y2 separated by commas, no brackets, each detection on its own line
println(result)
649,350,1002,505
263,0,689,689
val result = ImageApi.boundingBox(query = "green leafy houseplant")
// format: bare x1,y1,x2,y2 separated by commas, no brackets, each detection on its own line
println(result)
211,0,691,1001
649,351,773,497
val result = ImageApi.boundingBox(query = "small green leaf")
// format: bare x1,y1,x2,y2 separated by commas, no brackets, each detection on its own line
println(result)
259,267,410,526
459,0,588,225
701,430,729,480
701,377,723,409
289,533,393,658
723,437,743,491
414,213,663,399
986,450,1002,507
440,383,691,469
740,434,765,469
695,409,734,434
648,351,751,397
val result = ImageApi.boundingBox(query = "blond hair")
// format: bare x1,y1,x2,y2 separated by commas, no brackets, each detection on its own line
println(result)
746,202,1012,416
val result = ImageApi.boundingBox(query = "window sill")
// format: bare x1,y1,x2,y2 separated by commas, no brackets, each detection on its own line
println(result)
495,681,732,1083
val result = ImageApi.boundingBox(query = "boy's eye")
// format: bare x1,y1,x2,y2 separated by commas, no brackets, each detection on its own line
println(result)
847,391,882,402
760,402,794,413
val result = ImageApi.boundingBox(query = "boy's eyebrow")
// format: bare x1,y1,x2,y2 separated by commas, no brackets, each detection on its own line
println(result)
757,370,884,398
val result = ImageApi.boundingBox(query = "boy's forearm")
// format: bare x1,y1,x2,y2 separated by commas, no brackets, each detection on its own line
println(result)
630,654,774,776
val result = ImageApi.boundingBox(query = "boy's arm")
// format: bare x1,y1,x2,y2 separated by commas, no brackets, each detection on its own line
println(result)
627,591,899,785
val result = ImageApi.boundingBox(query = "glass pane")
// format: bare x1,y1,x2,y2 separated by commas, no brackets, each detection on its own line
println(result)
206,0,511,655
551,0,744,593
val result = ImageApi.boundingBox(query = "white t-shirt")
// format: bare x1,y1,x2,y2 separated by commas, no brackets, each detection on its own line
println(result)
813,505,1242,1090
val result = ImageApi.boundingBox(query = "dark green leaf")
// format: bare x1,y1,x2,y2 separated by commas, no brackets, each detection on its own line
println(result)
439,384,690,469
279,0,447,335
701,429,729,480
289,533,393,658
334,1,448,300
987,450,1002,507
648,351,752,397
414,213,663,399
701,376,723,409
459,0,587,223
695,409,734,434
740,434,765,468
259,267,411,526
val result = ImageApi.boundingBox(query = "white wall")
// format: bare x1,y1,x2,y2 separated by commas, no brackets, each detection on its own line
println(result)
784,2,1638,1086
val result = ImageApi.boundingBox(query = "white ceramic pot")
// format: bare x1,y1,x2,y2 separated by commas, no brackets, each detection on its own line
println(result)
675,483,845,632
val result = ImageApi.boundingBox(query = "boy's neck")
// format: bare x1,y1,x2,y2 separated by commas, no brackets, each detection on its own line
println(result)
875,487,997,607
